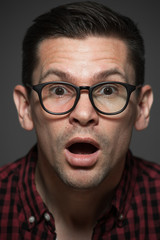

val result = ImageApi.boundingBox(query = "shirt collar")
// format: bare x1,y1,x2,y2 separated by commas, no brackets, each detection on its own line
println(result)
94,151,138,231
112,150,138,224
18,145,49,230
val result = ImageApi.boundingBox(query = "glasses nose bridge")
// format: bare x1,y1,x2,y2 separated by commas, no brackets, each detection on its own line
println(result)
78,85,92,100
79,86,90,92
75,85,94,110
78,86,91,99
73,85,96,115
75,85,92,105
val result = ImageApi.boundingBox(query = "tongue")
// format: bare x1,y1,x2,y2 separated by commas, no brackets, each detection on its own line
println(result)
68,143,97,155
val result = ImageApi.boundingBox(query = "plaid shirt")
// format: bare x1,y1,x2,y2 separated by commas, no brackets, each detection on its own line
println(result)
0,146,160,239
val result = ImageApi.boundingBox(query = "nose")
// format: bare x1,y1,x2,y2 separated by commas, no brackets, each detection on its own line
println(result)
69,91,99,127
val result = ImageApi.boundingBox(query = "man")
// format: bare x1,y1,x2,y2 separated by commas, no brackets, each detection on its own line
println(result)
0,1,158,239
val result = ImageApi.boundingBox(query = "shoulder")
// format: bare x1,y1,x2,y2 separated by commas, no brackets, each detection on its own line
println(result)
134,156,160,180
0,145,37,183
0,158,27,199
0,158,27,222
132,155,160,200
0,158,25,181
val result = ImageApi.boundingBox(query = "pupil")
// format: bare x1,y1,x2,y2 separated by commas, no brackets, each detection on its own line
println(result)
56,87,64,95
104,87,112,95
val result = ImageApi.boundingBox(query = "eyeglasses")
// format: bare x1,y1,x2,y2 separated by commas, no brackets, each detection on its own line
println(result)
26,81,141,115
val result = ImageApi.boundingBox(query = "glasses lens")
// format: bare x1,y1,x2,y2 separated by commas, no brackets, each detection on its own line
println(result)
92,83,127,114
41,83,77,114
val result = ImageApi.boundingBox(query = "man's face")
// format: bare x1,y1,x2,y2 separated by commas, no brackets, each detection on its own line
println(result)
30,36,138,189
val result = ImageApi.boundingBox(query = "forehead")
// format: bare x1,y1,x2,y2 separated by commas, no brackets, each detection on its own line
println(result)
33,36,135,84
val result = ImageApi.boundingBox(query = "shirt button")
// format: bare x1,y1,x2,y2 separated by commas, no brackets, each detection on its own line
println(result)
118,214,124,221
44,212,51,221
117,213,127,228
29,216,35,223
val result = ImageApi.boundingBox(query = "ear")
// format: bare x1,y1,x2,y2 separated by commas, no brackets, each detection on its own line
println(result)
13,85,34,131
134,85,153,131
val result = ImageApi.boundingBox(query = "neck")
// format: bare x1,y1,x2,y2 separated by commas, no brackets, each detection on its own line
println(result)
35,158,125,227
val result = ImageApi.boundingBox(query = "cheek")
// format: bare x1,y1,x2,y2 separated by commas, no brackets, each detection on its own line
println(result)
34,117,62,142
31,103,58,144
31,96,59,130
101,109,136,151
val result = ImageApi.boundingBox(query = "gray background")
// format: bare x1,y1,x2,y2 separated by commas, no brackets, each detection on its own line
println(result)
0,0,159,166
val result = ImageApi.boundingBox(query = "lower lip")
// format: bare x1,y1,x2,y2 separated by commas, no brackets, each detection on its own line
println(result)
64,149,100,168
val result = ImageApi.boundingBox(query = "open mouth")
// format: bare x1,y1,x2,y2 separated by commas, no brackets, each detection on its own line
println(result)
65,139,100,167
67,142,99,155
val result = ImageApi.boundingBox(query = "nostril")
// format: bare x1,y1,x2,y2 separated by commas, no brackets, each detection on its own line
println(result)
72,117,95,125
68,93,99,126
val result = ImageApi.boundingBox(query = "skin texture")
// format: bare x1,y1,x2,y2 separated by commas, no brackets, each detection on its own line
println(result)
14,36,153,239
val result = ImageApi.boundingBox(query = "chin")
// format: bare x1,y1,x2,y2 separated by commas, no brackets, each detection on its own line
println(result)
59,170,108,190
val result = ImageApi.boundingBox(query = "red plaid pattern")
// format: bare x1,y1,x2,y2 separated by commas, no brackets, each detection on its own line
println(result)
0,145,160,239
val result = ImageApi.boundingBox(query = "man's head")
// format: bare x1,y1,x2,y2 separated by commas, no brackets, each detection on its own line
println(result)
22,1,145,88
14,2,153,190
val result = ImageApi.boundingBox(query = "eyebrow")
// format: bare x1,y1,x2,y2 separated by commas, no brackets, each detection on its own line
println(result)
39,68,127,84
40,69,75,83
94,69,127,82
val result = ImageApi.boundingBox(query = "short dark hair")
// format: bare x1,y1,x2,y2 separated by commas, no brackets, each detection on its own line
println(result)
22,1,145,87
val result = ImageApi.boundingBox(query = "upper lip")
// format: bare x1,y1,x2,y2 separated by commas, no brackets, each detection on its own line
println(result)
65,137,100,150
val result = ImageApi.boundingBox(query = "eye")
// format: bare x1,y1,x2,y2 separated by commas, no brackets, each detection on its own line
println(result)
48,85,69,97
54,86,65,95
99,85,118,96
